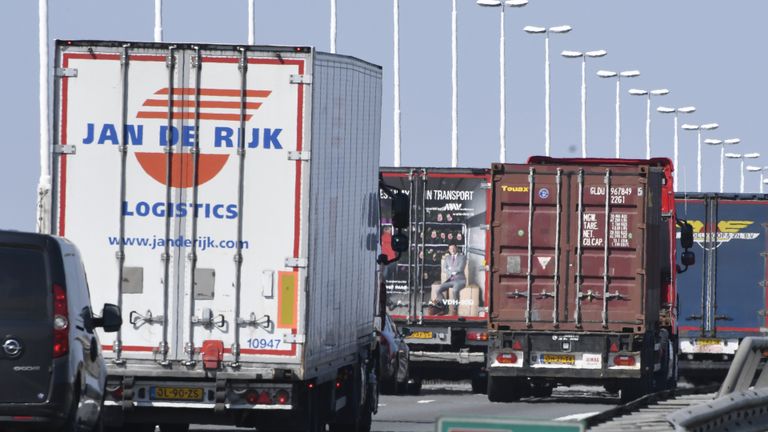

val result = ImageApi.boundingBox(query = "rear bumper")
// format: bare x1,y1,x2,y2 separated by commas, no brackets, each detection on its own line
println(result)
409,350,485,364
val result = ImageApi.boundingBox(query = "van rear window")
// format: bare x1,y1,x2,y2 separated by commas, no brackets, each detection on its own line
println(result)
0,246,48,320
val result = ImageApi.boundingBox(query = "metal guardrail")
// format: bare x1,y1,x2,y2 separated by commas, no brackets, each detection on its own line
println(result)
667,337,768,432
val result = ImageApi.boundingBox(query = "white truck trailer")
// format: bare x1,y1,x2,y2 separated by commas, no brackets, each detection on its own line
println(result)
48,40,385,432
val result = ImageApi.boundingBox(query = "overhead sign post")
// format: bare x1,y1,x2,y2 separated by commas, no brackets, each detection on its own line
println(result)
437,417,584,432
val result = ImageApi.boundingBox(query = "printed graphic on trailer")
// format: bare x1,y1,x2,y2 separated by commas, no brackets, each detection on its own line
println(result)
380,175,488,318
58,51,303,356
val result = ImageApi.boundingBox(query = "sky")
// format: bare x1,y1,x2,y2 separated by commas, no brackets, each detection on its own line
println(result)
1,0,766,231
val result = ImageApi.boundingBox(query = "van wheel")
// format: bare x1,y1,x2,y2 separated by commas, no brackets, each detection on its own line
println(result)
470,373,487,394
406,377,422,395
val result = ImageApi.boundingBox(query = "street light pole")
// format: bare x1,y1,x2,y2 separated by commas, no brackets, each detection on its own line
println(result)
477,0,528,163
726,152,760,193
154,0,163,42
657,106,696,189
562,49,607,157
706,138,740,192
628,88,669,159
746,166,767,193
451,0,458,167
37,0,50,234
393,0,401,166
525,25,572,156
330,0,337,53
598,70,640,158
681,123,719,192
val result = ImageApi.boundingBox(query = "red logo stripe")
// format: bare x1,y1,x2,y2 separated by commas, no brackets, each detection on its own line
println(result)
154,88,271,98
136,111,252,121
142,99,263,110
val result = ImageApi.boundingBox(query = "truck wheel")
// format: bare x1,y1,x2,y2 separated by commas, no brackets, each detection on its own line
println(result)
487,376,521,402
620,378,651,403
530,383,553,398
406,377,422,396
159,424,189,432
470,373,487,394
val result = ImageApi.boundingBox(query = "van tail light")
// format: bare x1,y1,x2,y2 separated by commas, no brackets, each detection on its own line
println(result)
467,331,488,341
496,353,518,364
53,284,69,358
256,391,273,405
613,355,636,367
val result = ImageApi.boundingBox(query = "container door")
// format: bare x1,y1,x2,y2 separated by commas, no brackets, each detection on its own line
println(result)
0,245,52,403
54,45,186,362
710,198,768,337
491,165,653,332
381,170,490,323
176,48,308,364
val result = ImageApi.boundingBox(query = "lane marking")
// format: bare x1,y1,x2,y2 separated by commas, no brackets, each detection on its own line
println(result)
554,412,600,421
416,399,435,404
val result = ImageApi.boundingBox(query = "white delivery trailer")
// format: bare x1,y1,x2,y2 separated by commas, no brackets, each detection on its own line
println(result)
49,40,384,432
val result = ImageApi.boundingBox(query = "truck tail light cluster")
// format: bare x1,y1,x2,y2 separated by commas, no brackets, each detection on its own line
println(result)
496,353,518,364
613,355,636,367
52,284,69,358
467,331,488,341
244,389,291,406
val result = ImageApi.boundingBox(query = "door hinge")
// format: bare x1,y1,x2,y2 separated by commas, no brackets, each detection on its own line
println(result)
285,257,308,268
288,151,311,161
290,74,312,85
56,68,78,78
283,334,306,344
54,145,76,155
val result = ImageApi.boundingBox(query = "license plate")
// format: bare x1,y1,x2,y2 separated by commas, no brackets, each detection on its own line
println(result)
696,338,723,346
150,387,204,401
542,354,575,365
409,331,434,339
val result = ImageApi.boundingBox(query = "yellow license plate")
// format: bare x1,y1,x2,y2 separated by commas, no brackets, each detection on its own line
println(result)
696,338,723,346
543,354,575,365
151,387,204,401
409,331,434,339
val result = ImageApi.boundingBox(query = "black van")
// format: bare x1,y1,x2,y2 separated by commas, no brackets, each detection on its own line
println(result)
0,230,121,431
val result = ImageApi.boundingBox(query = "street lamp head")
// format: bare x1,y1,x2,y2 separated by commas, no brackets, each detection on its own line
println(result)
585,49,608,57
651,89,670,96
549,25,572,33
745,152,760,159
657,106,676,114
678,106,696,114
476,0,502,6
628,89,648,96
597,70,617,78
724,138,741,145
561,50,583,58
620,70,640,78
524,25,546,34
725,153,742,159
505,0,529,7
746,166,763,172
701,123,719,130
681,124,700,131
704,138,723,145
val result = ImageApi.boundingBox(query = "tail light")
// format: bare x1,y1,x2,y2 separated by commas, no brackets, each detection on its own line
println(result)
53,284,69,358
275,390,290,405
467,331,488,341
613,355,636,367
245,391,260,405
256,391,273,405
496,353,518,364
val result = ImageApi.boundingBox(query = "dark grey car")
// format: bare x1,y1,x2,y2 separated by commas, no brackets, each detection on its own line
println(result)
0,230,121,431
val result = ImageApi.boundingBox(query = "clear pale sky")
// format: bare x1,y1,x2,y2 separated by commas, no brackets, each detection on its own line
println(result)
1,0,765,231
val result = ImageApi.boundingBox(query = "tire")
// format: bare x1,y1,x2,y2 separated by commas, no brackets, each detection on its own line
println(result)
620,377,652,404
487,375,522,403
530,384,553,398
470,373,487,394
406,377,422,396
159,424,189,432
328,363,374,432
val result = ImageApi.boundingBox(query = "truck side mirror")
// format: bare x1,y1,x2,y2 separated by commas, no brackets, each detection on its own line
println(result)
681,250,695,267
391,192,410,229
391,232,409,254
679,222,694,249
